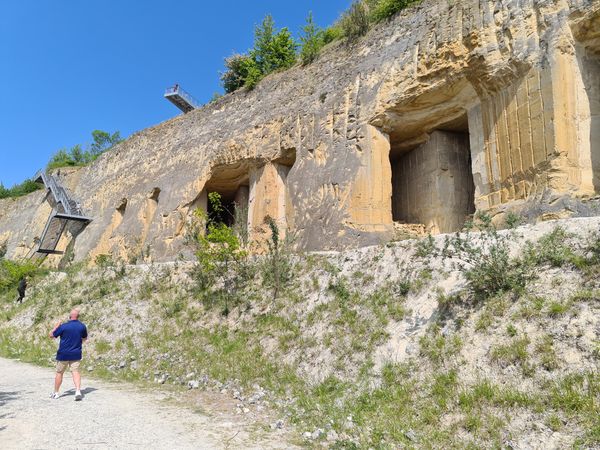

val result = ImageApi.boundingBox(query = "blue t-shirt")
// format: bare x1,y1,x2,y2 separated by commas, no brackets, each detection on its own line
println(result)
53,320,88,361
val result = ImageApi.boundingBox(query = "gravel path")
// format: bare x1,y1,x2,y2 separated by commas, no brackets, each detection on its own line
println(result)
0,357,292,449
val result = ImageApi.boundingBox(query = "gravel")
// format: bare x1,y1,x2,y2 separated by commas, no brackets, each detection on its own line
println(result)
0,357,295,449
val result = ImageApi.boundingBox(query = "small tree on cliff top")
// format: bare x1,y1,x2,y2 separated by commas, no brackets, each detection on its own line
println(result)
221,14,297,93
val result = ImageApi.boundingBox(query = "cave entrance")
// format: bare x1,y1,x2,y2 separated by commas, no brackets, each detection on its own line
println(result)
201,162,251,243
388,111,475,234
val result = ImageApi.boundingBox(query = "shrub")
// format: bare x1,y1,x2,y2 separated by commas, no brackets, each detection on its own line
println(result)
189,193,248,315
368,0,419,23
321,25,344,44
221,54,260,93
340,1,370,39
504,211,523,229
443,216,532,300
252,15,296,74
585,232,600,264
415,234,435,258
221,15,296,93
0,179,42,199
262,216,293,301
47,130,121,170
0,259,40,293
525,227,583,268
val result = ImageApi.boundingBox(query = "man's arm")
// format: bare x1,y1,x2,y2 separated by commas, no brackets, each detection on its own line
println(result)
49,321,62,339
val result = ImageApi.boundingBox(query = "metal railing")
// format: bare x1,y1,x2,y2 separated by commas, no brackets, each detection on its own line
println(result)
164,85,200,109
35,170,84,217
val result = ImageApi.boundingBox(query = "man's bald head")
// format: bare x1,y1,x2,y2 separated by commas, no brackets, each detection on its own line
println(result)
69,309,80,320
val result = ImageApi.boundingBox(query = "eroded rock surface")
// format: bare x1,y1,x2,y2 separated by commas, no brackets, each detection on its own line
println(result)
1,0,599,262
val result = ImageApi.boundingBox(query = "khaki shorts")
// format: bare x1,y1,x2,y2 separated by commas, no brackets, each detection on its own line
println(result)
56,360,81,374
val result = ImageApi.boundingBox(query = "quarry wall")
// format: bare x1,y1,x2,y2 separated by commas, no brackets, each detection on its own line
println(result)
1,0,599,263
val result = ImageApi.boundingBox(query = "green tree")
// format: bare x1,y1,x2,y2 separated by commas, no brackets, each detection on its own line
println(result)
0,179,42,199
221,54,260,93
252,14,276,73
69,144,85,164
47,130,122,170
340,1,370,39
299,12,323,65
90,130,122,156
251,15,296,77
221,14,297,93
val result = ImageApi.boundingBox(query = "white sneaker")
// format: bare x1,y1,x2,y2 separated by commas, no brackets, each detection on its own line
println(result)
50,392,60,399
75,391,83,401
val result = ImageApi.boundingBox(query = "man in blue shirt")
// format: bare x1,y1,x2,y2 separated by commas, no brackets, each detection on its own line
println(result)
49,308,88,400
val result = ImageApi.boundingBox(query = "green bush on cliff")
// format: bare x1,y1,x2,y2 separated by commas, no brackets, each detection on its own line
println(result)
221,15,296,93
0,259,40,294
340,1,371,39
221,1,422,90
0,179,42,200
368,0,419,23
47,130,122,170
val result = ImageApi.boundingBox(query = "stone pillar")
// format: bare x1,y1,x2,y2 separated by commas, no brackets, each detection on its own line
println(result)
195,189,208,212
392,131,474,233
234,185,249,208
348,125,393,231
248,162,290,243
471,46,598,210
575,45,600,192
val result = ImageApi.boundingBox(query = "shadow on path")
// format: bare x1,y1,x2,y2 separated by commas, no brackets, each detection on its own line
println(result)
0,391,20,407
62,387,98,398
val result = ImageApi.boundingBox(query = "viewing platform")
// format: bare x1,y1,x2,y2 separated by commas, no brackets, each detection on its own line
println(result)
164,85,200,113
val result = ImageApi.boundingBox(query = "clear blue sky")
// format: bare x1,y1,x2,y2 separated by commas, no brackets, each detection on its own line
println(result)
0,0,350,187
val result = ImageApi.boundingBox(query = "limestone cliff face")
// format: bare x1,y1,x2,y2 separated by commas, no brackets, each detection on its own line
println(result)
1,0,599,263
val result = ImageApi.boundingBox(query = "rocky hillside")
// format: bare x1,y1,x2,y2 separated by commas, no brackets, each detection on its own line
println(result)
2,0,598,265
1,216,599,448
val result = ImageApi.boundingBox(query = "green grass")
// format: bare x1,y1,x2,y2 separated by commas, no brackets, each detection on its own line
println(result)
535,335,559,371
547,300,571,317
419,325,463,366
490,336,530,369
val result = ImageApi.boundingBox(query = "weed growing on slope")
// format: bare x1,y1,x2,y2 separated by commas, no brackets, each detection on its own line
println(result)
545,372,600,446
442,213,533,301
535,334,560,371
419,325,462,367
524,226,585,268
261,216,294,301
490,336,532,374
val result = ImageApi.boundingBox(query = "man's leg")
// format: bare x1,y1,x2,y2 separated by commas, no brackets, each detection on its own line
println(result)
71,361,83,400
52,362,67,398
72,371,81,391
54,372,64,392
